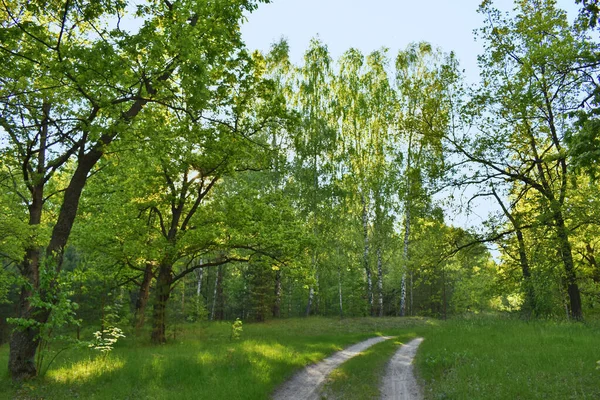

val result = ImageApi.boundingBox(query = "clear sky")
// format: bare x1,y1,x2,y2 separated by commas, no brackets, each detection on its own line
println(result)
241,0,581,84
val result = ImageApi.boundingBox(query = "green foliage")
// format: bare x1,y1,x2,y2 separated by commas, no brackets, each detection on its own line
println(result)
89,327,126,355
7,263,79,339
187,296,210,323
230,318,243,341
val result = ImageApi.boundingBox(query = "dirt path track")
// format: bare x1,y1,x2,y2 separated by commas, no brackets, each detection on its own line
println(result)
272,336,391,400
380,337,424,400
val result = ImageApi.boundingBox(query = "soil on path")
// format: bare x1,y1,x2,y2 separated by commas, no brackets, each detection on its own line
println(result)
272,336,392,400
380,337,424,400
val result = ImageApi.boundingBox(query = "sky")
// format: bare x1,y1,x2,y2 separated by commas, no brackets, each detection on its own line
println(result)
240,0,582,232
241,0,581,85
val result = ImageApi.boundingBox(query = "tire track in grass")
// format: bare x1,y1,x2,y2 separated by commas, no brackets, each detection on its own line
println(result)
381,337,424,400
272,336,392,400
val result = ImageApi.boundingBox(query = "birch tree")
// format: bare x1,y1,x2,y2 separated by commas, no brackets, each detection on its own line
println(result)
395,43,459,316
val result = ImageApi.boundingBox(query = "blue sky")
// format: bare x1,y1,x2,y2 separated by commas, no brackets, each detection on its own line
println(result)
241,0,580,84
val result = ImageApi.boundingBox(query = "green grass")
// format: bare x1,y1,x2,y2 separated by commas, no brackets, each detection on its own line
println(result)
2,316,599,400
0,317,429,400
320,333,419,399
416,317,600,400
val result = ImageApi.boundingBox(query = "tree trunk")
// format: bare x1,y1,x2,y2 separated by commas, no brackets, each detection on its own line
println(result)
151,265,172,344
400,206,410,316
9,105,49,379
442,266,447,320
215,265,224,320
288,278,293,317
181,280,186,316
491,187,536,317
11,148,105,377
410,271,414,316
211,267,218,320
195,266,203,297
554,211,583,320
273,269,282,318
306,249,317,316
585,244,599,283
306,286,314,316
338,264,344,319
314,271,320,315
515,229,536,317
8,322,42,381
9,254,49,379
377,247,383,317
134,263,154,334
361,194,373,316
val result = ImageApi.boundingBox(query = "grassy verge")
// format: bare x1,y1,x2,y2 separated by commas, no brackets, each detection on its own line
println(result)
0,317,430,400
320,333,419,399
416,317,600,400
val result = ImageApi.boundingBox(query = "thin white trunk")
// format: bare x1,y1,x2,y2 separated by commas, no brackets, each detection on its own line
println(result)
410,271,413,316
400,205,410,317
306,286,314,316
195,263,203,297
211,267,219,321
361,193,373,315
288,278,293,317
377,247,383,317
315,270,320,314
306,249,317,316
273,269,282,318
338,264,344,318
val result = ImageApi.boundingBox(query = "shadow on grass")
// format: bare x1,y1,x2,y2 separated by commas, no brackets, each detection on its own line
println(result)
0,317,431,400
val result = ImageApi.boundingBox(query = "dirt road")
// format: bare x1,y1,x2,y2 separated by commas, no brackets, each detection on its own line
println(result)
272,336,391,400
380,337,424,400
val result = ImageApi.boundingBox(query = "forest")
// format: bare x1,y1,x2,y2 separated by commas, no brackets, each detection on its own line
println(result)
1,0,600,397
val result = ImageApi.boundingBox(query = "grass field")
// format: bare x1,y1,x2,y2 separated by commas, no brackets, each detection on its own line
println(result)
1,316,599,400
0,317,430,400
416,317,600,400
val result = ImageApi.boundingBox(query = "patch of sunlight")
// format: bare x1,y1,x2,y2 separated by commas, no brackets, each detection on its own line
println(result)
393,333,418,345
196,351,219,365
150,353,165,378
47,356,124,384
329,369,349,380
241,341,289,361
306,342,341,351
241,341,290,384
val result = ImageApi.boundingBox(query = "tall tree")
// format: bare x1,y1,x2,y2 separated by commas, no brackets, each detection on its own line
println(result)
395,43,459,316
293,39,336,315
452,0,600,319
0,0,267,378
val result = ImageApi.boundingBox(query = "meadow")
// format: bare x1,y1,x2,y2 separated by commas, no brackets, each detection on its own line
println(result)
0,316,598,399
0,317,428,399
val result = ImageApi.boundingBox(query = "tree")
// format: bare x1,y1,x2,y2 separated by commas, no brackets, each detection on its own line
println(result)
452,0,600,320
293,39,337,315
394,43,459,316
0,0,268,379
